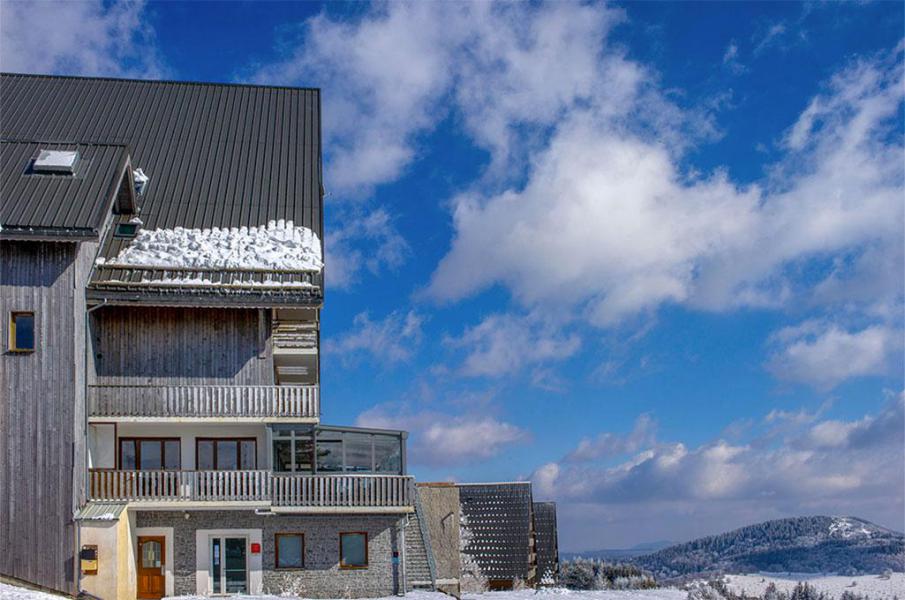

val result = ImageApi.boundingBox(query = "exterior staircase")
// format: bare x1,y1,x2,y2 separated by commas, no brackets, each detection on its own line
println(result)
405,491,437,591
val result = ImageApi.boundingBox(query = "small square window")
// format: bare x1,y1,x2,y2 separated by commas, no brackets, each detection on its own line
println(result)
9,312,35,352
275,534,304,569
340,532,368,569
114,223,139,238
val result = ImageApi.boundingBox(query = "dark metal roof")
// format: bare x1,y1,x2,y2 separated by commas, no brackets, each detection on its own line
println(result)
458,482,535,582
1,73,324,305
533,502,560,584
0,140,130,239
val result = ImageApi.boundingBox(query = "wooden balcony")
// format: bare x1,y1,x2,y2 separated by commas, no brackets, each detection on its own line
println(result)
87,470,414,512
87,384,319,421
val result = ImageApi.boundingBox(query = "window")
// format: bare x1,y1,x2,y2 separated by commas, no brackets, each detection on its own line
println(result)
339,532,368,569
32,149,79,174
114,223,139,238
196,438,257,470
272,427,314,473
275,534,304,569
9,312,35,352
119,438,180,470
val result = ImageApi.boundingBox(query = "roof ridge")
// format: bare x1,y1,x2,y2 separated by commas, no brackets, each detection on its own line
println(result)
1,138,131,149
0,71,321,93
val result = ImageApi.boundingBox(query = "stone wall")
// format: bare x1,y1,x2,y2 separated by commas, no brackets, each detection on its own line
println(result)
136,511,404,598
415,484,462,584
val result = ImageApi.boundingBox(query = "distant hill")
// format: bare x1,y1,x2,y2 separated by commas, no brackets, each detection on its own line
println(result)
630,516,904,580
562,540,675,561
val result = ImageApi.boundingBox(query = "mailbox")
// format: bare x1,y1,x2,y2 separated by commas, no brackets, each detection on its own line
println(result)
80,545,98,575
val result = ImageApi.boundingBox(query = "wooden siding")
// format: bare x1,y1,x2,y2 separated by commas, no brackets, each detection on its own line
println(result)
90,306,274,386
0,240,95,595
88,384,319,419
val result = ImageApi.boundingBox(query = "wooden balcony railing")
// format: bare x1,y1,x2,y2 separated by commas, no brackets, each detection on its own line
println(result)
271,473,413,508
89,470,272,502
88,470,414,509
88,385,319,419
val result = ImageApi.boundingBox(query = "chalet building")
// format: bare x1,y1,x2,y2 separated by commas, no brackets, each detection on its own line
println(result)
0,73,557,599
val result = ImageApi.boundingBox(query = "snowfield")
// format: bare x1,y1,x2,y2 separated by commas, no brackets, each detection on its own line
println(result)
98,220,323,271
723,573,905,599
0,584,686,600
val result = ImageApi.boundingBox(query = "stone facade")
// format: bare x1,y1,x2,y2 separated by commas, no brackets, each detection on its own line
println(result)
136,510,405,598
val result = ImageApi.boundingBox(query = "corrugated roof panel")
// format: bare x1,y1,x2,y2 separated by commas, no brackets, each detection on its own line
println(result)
0,140,129,238
75,501,127,521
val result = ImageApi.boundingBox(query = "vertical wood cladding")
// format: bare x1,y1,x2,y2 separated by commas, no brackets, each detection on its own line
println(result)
91,306,273,386
0,240,95,595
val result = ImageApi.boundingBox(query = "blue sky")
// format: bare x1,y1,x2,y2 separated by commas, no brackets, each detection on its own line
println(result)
2,0,903,551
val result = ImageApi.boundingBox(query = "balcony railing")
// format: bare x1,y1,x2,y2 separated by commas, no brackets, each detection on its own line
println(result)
88,470,414,509
88,385,319,420
272,473,413,508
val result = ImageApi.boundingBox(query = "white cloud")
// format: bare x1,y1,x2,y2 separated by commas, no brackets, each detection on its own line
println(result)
357,402,529,467
753,22,788,55
427,46,904,326
0,0,164,77
443,313,581,378
567,413,657,462
767,321,900,390
324,310,423,365
533,395,905,549
325,208,409,289
247,2,633,196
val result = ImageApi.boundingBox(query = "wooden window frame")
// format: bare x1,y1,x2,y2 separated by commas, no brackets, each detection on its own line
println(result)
195,437,257,470
274,533,305,570
8,311,35,353
118,437,181,470
339,532,368,570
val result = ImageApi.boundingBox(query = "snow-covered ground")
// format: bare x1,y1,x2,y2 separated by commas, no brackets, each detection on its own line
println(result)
0,583,686,600
724,573,905,599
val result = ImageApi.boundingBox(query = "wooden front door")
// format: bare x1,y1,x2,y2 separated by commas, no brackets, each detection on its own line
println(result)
137,536,166,599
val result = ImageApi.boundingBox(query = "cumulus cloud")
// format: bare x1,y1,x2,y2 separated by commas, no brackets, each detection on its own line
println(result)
326,208,409,289
358,401,529,467
324,310,423,365
0,0,164,77
428,46,904,326
443,313,581,378
567,414,657,462
533,394,904,548
766,321,900,390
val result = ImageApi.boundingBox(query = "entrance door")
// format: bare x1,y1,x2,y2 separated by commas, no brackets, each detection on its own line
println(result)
137,536,166,599
210,536,248,594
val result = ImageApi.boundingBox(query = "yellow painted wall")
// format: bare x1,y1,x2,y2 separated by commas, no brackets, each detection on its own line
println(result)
79,510,136,600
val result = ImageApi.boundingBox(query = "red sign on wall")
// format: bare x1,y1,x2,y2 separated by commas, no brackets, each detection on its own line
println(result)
250,543,261,554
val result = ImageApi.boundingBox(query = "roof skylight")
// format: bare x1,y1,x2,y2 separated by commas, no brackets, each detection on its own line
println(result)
33,149,79,174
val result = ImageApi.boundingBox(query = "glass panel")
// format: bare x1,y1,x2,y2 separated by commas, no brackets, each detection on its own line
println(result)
139,440,162,470
211,538,221,594
197,440,215,470
316,439,343,472
164,440,181,470
344,433,372,473
277,535,303,568
294,436,314,472
224,538,247,593
374,435,402,474
273,439,293,472
217,441,238,470
340,533,367,568
120,440,136,470
240,440,256,469
142,541,161,569
14,314,34,350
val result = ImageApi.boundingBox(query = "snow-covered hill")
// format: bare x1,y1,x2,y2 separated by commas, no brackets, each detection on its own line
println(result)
631,517,904,580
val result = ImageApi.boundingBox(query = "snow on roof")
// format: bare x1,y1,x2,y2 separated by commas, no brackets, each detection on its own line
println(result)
98,220,322,272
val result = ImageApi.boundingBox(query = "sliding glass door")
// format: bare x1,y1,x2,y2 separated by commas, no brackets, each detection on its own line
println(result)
210,536,247,594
